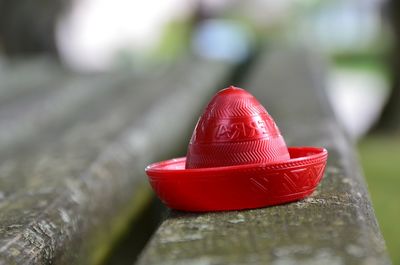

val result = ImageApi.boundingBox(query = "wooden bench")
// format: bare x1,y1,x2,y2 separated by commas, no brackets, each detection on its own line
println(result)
136,49,391,265
0,56,231,264
0,48,391,265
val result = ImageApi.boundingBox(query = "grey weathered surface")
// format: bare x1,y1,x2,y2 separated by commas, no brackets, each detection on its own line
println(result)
0,58,232,264
0,57,68,106
136,48,391,265
0,66,138,158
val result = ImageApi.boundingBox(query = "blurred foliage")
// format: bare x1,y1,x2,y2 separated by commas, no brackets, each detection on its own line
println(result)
332,52,388,79
154,20,192,60
358,136,400,265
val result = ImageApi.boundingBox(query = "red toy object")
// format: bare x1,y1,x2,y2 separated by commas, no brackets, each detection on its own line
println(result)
146,86,328,212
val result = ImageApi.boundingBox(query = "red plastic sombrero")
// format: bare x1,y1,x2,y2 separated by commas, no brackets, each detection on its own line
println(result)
146,86,328,212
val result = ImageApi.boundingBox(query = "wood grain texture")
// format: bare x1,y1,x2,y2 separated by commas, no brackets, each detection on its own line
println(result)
136,48,391,265
0,58,68,106
0,58,232,264
0,68,139,159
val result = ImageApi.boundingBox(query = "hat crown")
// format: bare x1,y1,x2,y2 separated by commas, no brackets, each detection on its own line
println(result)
186,86,290,169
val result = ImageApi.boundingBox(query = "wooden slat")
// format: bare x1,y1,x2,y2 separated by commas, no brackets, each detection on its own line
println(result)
0,57,231,265
0,57,70,106
136,48,391,265
0,66,146,159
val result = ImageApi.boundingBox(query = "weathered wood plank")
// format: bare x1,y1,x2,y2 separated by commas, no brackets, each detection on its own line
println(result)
136,48,391,265
0,58,231,265
0,58,73,107
0,65,144,159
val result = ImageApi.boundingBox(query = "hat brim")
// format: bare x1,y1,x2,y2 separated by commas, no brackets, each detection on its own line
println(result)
146,147,328,212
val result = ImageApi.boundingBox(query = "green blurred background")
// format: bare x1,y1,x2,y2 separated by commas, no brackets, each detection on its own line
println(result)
359,137,400,265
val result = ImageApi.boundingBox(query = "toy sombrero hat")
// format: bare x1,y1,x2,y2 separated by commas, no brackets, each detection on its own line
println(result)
146,86,328,212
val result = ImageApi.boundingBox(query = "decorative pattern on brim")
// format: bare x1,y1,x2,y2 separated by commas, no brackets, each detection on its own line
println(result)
146,147,328,212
